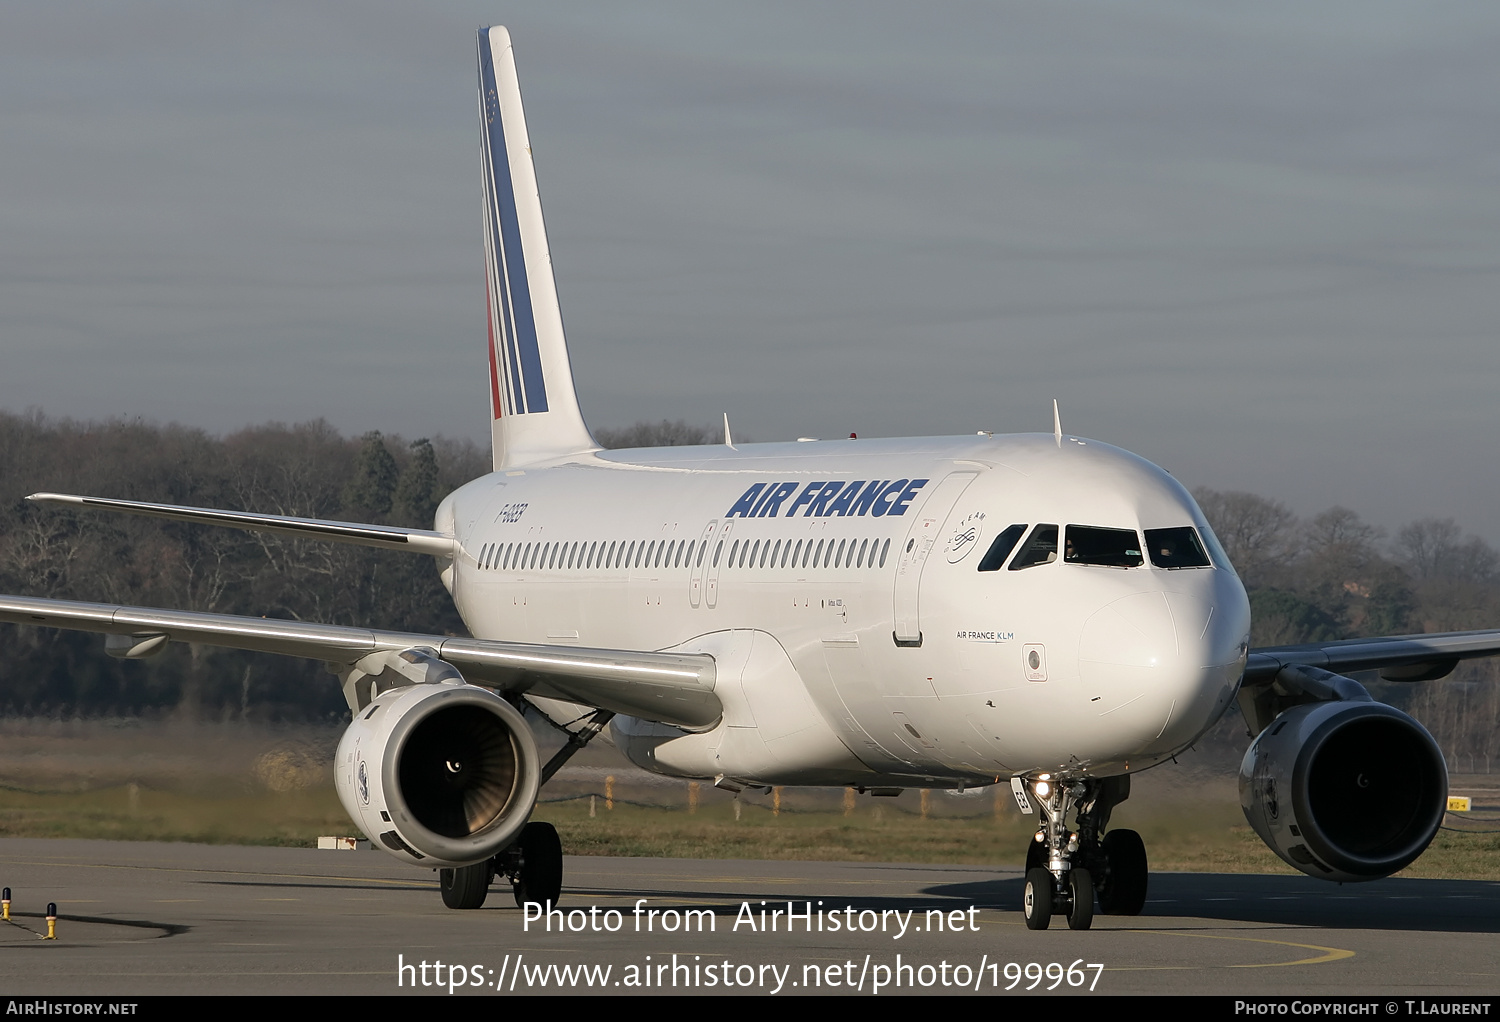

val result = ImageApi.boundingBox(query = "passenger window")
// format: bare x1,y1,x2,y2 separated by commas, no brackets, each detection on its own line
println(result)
858,538,869,568
1064,525,1144,568
1008,525,1059,570
879,537,890,568
1145,527,1212,569
836,539,847,568
728,540,739,568
769,540,780,568
712,541,723,567
794,539,805,568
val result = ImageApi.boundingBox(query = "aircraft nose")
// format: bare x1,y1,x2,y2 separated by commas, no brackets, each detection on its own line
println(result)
1078,588,1243,751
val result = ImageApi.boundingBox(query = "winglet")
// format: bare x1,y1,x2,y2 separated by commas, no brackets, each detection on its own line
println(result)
1053,399,1062,445
723,412,735,449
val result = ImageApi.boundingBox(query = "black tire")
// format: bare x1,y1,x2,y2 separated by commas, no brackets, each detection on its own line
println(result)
1025,834,1046,874
1099,829,1148,915
512,821,564,909
1023,867,1053,931
440,861,491,910
1067,867,1094,930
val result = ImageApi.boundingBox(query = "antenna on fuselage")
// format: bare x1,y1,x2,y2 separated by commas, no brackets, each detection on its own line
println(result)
723,412,736,449
1053,399,1062,446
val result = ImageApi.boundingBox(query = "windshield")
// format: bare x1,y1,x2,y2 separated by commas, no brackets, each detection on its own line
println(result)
1063,525,1144,568
1008,524,1058,570
1144,526,1212,569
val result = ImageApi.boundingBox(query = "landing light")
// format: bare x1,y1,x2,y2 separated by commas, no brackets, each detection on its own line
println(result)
1034,781,1051,798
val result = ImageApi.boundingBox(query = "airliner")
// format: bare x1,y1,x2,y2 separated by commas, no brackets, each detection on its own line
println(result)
2,26,1496,931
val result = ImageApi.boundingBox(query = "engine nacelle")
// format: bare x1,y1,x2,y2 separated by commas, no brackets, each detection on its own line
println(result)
1240,700,1447,882
336,681,540,867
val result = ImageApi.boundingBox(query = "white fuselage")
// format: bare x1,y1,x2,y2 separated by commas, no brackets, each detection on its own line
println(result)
436,432,1251,789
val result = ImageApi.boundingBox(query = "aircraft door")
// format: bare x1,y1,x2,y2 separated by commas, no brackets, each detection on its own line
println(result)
688,520,718,608
704,521,734,609
892,472,977,645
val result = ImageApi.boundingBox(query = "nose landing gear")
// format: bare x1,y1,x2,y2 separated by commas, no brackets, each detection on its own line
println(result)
1016,774,1146,930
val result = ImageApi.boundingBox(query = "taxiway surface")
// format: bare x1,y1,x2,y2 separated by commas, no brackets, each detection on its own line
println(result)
0,838,1495,995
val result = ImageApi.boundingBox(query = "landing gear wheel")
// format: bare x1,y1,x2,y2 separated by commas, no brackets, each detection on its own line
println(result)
1023,867,1053,930
1099,829,1148,915
511,821,564,909
440,860,492,910
1067,867,1094,930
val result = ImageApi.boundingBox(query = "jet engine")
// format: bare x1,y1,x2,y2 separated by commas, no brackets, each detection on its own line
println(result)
1239,699,1447,882
335,679,540,867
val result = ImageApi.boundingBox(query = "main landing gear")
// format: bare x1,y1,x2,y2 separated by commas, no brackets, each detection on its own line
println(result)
1017,774,1147,931
439,821,565,910
438,708,614,911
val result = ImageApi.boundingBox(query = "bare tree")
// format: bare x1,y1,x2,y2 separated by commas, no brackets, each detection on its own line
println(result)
1192,488,1299,588
594,420,720,449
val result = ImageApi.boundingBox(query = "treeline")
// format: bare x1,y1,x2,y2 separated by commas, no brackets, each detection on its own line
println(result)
1194,489,1500,768
0,412,486,719
0,414,723,720
1,413,1497,766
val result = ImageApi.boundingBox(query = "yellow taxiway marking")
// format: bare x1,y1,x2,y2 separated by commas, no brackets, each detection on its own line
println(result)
1116,929,1354,969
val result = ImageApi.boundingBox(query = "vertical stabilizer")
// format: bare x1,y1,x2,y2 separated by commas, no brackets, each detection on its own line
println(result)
478,27,596,469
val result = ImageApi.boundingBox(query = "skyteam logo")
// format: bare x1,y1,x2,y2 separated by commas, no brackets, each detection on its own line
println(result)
479,30,548,419
725,479,929,518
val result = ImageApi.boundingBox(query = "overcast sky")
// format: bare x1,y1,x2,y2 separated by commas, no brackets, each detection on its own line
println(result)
3,2,1498,542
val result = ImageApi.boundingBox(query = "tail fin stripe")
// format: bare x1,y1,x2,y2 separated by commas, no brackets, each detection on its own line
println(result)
478,35,549,414
479,54,525,415
483,274,505,418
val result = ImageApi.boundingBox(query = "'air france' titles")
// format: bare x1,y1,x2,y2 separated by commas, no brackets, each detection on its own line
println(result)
725,479,929,519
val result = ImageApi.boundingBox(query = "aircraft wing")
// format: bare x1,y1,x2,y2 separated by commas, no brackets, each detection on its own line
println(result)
1244,628,1500,684
25,492,454,557
0,594,720,729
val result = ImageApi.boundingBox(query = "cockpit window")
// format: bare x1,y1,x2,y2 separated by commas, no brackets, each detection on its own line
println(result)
1144,526,1212,569
1008,524,1059,570
1064,525,1144,568
1198,524,1237,576
977,524,1027,572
